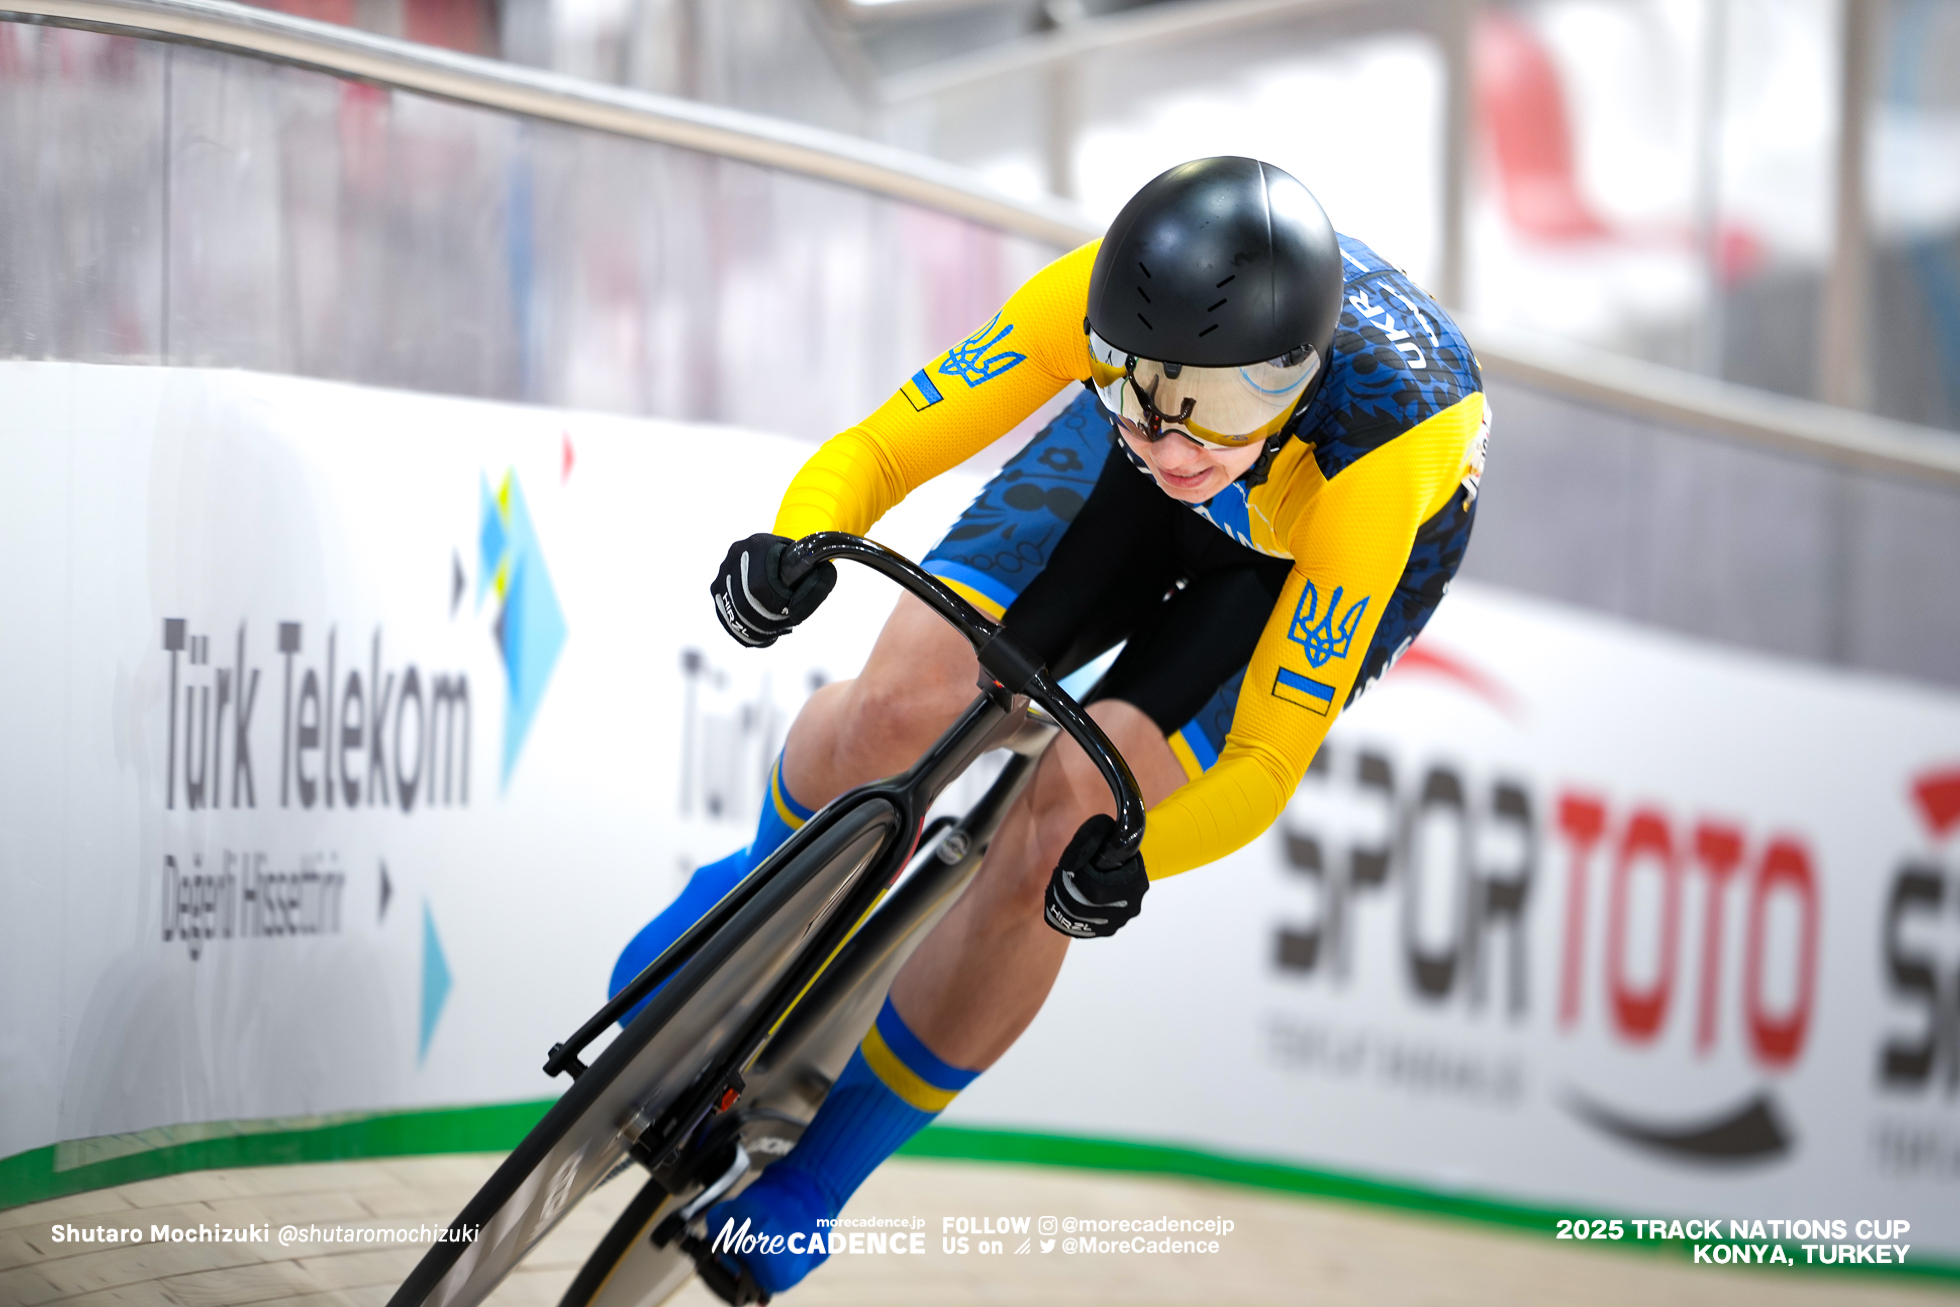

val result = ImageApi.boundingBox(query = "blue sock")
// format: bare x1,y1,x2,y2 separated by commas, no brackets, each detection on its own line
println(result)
703,996,978,1293
610,752,815,1024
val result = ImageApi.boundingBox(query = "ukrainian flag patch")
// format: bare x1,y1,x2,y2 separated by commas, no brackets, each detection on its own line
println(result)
1273,667,1335,715
900,368,944,412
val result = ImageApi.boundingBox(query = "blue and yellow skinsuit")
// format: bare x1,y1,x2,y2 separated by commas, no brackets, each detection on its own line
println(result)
676,234,1487,1297
774,235,1487,879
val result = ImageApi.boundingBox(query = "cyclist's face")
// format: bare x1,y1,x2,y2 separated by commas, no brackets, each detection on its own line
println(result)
1118,426,1265,503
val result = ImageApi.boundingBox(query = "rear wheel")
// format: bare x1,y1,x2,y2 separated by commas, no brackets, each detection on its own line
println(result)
560,1109,805,1307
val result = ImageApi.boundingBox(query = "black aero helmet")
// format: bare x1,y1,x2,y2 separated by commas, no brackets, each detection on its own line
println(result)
1086,157,1342,448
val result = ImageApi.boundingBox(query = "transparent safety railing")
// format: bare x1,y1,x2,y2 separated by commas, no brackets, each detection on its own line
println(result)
4,7,1958,690
0,21,1059,441
1469,359,1960,689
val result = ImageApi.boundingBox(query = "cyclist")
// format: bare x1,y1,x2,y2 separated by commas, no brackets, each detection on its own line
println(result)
616,156,1487,1299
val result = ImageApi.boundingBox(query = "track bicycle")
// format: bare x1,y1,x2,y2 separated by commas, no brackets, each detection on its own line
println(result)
386,531,1146,1307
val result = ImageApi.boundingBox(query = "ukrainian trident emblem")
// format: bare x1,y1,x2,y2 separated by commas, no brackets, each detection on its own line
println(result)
939,313,1027,388
1288,580,1369,668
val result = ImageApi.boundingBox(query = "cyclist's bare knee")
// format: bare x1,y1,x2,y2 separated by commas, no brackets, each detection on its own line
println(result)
864,590,977,705
1004,700,1180,910
832,594,978,766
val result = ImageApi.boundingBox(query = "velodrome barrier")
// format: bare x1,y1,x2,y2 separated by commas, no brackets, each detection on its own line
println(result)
5,0,1960,1285
6,0,1959,695
2,361,1955,1282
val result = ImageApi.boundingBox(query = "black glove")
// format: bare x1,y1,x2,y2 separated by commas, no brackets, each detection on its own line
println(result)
1043,814,1148,939
710,533,837,649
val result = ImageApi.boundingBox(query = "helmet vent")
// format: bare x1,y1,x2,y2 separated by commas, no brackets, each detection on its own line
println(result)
1137,286,1152,304
1215,275,1236,288
1137,313,1153,330
1138,261,1152,278
1198,324,1219,337
1207,298,1227,312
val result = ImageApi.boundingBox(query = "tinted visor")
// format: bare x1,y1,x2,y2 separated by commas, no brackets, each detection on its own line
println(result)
1087,327,1320,448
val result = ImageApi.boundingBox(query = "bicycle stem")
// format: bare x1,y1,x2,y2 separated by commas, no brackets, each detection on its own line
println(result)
781,532,1147,865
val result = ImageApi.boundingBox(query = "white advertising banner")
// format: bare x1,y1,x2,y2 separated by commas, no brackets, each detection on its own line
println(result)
973,533,1960,1264
2,362,1956,1265
0,361,970,1167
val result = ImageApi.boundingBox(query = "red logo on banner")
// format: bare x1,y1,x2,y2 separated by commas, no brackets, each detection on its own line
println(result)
1555,796,1819,1070
1387,642,1523,720
1912,768,1960,839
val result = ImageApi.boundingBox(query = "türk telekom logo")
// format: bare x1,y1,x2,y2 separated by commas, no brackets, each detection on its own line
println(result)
159,619,472,814
156,468,569,813
476,468,567,787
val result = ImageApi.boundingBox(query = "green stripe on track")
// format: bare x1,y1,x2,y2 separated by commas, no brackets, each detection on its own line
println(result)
5,1110,1956,1286
0,1100,553,1210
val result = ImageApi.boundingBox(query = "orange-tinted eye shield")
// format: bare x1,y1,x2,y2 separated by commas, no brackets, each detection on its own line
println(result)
1086,326,1320,449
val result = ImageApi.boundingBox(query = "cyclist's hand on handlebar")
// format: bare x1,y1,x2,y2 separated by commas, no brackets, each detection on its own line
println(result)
1043,813,1147,939
711,533,838,648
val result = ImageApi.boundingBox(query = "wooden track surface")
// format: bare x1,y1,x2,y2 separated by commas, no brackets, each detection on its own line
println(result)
2,1154,1951,1306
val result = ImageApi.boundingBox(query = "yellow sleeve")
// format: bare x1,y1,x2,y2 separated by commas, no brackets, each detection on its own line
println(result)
773,241,1101,540
1139,393,1485,879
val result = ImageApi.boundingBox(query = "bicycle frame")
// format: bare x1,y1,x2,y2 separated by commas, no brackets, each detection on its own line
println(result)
783,533,1147,865
561,746,1050,1307
387,535,1146,1307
